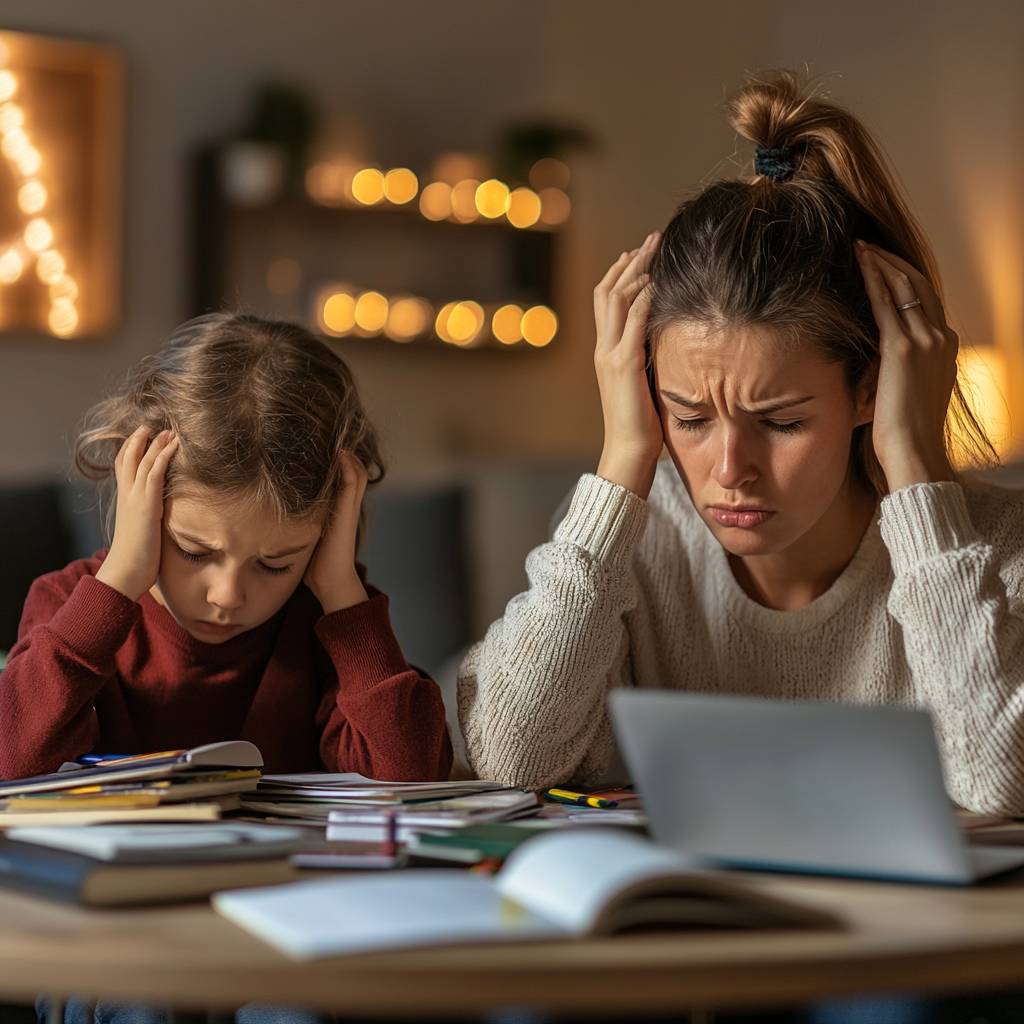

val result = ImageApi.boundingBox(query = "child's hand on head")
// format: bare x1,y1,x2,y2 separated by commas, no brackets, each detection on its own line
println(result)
95,426,179,602
303,452,369,614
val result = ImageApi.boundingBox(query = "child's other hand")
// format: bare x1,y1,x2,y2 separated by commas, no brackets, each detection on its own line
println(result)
304,453,369,614
95,427,179,602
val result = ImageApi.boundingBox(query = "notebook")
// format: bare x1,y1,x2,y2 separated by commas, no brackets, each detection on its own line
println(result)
214,828,837,960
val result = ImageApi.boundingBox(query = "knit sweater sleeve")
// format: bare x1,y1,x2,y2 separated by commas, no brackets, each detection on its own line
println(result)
881,481,1024,815
0,567,141,779
457,474,649,789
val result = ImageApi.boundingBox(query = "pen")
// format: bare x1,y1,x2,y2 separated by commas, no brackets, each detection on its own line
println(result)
543,788,619,809
382,810,398,858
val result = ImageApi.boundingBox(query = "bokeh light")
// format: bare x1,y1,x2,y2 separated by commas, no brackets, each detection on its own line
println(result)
354,290,389,333
384,168,418,205
475,179,510,219
506,188,541,229
434,301,459,343
446,301,485,345
0,71,16,102
529,158,571,191
419,181,452,221
36,249,65,284
521,305,558,346
538,188,571,226
50,276,77,302
385,296,432,341
492,304,524,344
17,179,46,214
48,298,78,337
431,153,490,186
0,103,23,133
306,161,359,206
1,126,28,159
15,147,40,176
351,168,385,205
450,179,480,223
320,290,356,336
0,248,22,284
24,218,53,252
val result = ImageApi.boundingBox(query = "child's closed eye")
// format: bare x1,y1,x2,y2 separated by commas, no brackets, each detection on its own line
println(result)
258,562,292,577
175,544,209,564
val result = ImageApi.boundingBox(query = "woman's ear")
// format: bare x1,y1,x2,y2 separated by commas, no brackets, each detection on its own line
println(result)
853,363,878,428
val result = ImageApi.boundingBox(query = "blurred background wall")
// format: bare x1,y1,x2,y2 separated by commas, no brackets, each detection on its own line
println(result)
0,0,1022,663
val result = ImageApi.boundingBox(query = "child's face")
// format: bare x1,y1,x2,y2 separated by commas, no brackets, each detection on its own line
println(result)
149,490,322,644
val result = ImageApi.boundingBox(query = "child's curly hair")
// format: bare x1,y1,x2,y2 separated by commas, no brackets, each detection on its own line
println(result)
76,312,385,536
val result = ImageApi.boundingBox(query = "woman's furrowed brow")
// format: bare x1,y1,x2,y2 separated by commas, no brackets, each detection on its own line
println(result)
659,389,813,414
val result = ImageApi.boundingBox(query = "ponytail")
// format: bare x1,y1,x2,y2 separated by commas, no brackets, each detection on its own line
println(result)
649,70,995,493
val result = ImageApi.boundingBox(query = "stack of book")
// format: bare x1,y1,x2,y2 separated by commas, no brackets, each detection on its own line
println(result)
240,772,521,825
0,741,264,827
0,821,304,905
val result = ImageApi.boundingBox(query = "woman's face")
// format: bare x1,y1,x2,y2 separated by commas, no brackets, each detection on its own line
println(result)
654,323,875,558
149,489,321,644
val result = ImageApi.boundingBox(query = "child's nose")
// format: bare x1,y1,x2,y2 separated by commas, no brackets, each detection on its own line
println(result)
208,570,244,610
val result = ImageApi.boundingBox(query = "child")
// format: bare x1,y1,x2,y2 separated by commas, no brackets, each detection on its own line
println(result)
0,312,452,782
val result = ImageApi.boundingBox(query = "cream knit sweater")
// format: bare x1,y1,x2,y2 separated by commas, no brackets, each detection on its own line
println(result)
457,465,1024,815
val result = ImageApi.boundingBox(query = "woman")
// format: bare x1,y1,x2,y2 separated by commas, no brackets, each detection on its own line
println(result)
457,71,1024,818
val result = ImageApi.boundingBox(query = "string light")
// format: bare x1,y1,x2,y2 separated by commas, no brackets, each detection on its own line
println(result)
475,179,510,219
419,181,452,221
0,60,79,337
354,290,389,333
35,249,65,284
383,168,418,205
445,301,485,345
506,188,541,228
385,296,431,341
17,179,46,214
351,168,385,205
314,288,558,348
538,188,571,226
492,304,524,344
450,179,480,223
0,248,22,284
24,218,53,252
521,305,558,346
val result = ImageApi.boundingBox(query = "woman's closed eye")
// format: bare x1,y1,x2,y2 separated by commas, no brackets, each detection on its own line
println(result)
763,420,804,434
672,416,708,432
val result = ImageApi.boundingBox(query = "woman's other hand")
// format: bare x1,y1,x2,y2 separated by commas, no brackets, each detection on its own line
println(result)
594,231,664,498
856,241,958,492
304,452,369,614
95,427,179,601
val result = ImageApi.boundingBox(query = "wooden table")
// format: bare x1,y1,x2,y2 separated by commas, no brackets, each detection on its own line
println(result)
2,870,1024,1017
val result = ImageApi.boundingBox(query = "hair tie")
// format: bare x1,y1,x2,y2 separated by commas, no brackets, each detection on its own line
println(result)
755,145,795,181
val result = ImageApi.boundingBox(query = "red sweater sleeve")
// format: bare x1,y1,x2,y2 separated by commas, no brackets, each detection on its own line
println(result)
0,570,142,779
314,594,453,782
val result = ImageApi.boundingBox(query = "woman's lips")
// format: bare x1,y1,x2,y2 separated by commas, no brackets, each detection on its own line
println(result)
194,620,242,635
708,506,775,528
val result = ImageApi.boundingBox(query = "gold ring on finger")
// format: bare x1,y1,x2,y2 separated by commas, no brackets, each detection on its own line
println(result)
896,298,922,311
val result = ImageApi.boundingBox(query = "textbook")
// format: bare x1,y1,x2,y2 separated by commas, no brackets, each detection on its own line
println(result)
324,791,540,843
0,741,263,799
214,829,838,960
0,823,305,906
0,802,228,829
251,773,505,805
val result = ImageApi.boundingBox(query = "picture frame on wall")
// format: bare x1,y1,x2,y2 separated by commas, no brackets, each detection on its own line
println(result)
0,29,124,339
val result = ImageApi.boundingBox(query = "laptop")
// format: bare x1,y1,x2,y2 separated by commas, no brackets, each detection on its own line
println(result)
610,690,1024,885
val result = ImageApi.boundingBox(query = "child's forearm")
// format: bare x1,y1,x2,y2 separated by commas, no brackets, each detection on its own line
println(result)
314,595,453,781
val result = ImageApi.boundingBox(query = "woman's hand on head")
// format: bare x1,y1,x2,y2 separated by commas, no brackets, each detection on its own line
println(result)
856,241,958,493
303,453,370,615
95,427,178,602
594,231,664,498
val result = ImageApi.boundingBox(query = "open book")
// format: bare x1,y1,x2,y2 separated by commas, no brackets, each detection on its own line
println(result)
214,829,838,960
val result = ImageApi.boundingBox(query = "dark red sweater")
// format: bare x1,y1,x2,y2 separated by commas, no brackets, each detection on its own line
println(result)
0,553,453,781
